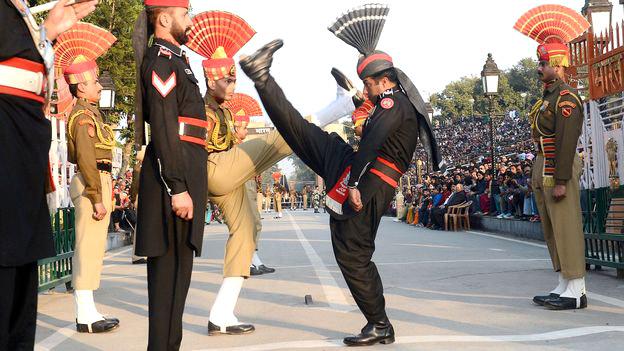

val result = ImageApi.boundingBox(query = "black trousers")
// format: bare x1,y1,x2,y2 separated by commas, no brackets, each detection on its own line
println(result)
432,207,447,228
0,262,38,351
256,76,389,323
146,219,194,351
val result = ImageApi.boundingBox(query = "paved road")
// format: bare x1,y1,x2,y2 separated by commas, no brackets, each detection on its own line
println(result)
35,210,624,350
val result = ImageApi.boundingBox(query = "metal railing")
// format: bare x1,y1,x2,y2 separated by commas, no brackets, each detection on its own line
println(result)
37,207,75,292
582,186,624,278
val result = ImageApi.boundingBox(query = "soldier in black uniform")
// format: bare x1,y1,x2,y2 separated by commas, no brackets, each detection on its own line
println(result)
132,1,208,349
0,0,97,349
240,4,442,347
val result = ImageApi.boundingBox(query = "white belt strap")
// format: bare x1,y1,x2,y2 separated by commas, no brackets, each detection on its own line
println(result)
0,65,44,95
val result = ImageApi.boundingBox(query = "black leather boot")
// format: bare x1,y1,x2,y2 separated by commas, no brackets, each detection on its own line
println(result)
533,293,559,306
208,321,255,335
331,67,364,108
544,294,588,310
343,320,395,346
239,39,283,86
76,318,119,333
258,264,275,274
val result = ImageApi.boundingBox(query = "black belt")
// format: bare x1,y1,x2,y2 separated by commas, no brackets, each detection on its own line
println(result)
369,157,403,188
97,162,112,173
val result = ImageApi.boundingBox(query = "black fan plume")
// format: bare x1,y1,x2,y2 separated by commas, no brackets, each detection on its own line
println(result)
328,3,390,55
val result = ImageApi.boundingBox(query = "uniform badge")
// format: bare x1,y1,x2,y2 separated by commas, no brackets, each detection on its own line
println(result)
558,101,576,109
562,107,572,118
540,100,549,112
380,97,394,110
152,71,177,98
87,125,96,138
158,47,172,59
559,89,570,96
185,68,192,75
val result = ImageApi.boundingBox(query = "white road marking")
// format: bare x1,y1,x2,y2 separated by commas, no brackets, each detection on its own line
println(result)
588,292,624,309
193,326,624,351
34,323,76,351
286,212,353,312
35,247,132,349
465,230,547,248
466,231,624,309
395,243,460,249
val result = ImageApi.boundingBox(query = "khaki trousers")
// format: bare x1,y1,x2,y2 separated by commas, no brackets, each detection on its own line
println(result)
274,194,282,213
256,192,264,213
532,154,585,279
207,131,291,277
70,172,112,290
303,194,308,209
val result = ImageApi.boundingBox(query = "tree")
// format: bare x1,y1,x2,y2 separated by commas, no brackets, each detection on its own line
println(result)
289,156,316,182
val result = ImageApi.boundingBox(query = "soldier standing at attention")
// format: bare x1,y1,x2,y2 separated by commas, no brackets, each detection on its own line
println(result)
515,4,589,310
133,1,208,349
0,1,97,348
60,23,120,333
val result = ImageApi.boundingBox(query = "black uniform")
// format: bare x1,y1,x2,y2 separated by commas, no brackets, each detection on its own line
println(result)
0,2,56,350
135,38,208,351
255,76,419,323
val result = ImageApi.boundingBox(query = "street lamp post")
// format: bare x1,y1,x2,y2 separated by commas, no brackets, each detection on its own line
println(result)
520,92,528,116
481,53,500,177
469,98,475,119
99,71,116,121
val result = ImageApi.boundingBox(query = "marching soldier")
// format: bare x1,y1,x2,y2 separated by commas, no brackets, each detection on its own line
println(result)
133,1,208,349
302,185,309,210
0,0,97,348
59,23,120,333
290,187,297,210
255,175,264,213
272,172,284,218
239,4,442,345
185,10,291,335
515,5,590,310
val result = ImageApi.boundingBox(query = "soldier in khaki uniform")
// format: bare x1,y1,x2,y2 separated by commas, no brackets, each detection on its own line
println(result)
62,35,120,332
515,5,589,310
302,185,309,210
255,175,264,213
186,11,292,335
272,172,284,218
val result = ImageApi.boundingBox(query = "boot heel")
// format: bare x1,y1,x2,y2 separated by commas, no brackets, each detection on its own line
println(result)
380,335,395,344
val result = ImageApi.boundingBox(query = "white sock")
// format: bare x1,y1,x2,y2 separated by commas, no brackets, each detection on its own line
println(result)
312,85,356,128
549,273,568,295
252,252,263,267
74,290,104,324
560,277,586,302
209,277,244,327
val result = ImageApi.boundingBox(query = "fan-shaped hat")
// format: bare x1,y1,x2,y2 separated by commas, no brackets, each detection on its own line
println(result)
514,5,590,67
223,93,263,126
187,11,256,81
328,4,392,79
54,22,116,85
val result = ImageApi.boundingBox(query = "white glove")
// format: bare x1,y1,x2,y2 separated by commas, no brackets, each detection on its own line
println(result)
311,84,356,128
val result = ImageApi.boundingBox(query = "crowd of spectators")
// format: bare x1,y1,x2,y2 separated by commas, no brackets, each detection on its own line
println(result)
396,112,541,229
110,170,136,233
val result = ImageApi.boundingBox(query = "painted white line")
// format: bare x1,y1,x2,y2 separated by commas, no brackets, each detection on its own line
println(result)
588,292,624,309
193,326,624,351
103,246,133,260
35,246,132,349
395,243,460,249
34,323,76,351
286,212,353,312
466,231,624,310
465,230,547,248
261,258,552,270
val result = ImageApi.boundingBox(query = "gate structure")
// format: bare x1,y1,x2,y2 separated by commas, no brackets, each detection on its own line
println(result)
569,22,624,278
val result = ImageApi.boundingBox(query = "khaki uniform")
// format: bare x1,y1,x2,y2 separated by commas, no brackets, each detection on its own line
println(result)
67,99,115,290
289,189,296,209
302,187,309,210
255,176,264,213
204,94,291,277
529,79,585,279
273,183,283,213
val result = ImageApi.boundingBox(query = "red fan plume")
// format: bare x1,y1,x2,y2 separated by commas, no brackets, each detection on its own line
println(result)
223,93,263,117
51,77,75,120
53,22,117,69
186,11,256,59
514,4,590,44
272,172,282,182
